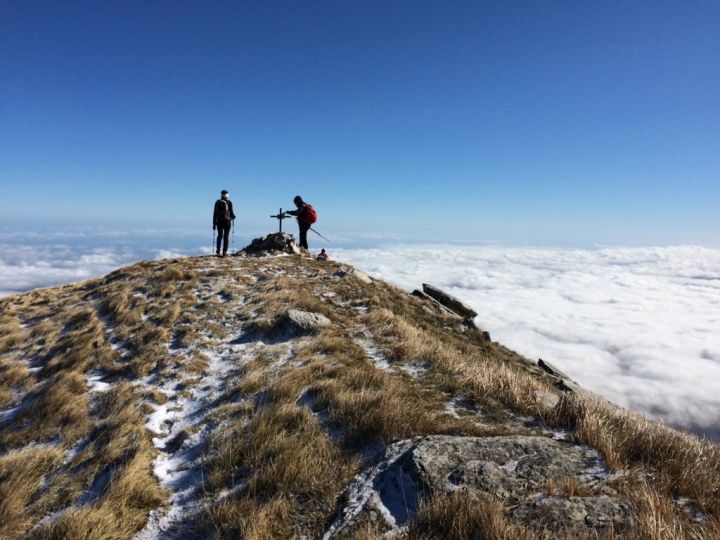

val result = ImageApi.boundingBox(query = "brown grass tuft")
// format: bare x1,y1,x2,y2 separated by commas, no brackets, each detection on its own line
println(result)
407,489,536,540
0,446,63,539
550,393,720,521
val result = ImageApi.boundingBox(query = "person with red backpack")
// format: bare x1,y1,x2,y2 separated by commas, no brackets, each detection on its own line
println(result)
286,195,317,250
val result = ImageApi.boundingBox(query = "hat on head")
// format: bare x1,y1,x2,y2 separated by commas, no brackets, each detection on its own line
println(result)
221,189,229,195
293,195,303,205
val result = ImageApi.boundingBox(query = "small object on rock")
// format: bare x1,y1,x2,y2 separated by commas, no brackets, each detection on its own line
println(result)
242,233,300,255
276,309,331,337
422,283,478,319
481,330,491,342
538,358,572,381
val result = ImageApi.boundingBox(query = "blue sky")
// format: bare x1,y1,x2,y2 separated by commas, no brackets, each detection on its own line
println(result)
1,1,718,246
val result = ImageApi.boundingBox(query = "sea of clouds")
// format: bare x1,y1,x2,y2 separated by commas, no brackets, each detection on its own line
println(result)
333,245,720,441
1,232,719,441
0,228,213,297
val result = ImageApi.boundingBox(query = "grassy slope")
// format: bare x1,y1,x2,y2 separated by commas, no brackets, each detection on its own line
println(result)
0,254,717,539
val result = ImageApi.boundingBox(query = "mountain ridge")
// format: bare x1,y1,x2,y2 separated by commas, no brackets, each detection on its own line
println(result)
0,253,718,539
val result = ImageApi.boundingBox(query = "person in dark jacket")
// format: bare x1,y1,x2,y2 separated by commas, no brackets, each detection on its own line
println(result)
212,190,236,257
286,195,313,250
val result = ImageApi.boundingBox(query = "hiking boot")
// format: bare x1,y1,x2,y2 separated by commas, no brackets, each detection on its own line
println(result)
222,252,227,258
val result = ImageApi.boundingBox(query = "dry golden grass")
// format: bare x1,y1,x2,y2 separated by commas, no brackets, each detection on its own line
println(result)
1,371,91,448
0,317,27,355
2,254,719,539
407,490,537,540
0,446,63,538
367,307,550,419
551,393,720,523
204,401,358,538
29,383,166,540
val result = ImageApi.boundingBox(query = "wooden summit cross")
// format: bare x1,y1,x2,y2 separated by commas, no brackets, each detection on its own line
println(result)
270,208,291,233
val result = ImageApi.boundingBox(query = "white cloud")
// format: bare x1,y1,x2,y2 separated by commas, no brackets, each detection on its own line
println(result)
154,249,188,260
0,244,138,296
333,245,720,441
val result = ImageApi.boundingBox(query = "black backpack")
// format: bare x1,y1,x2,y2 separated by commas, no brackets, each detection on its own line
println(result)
217,199,231,220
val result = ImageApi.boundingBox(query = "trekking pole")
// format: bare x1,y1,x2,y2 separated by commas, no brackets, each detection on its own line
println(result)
212,228,215,255
232,220,235,252
309,227,331,242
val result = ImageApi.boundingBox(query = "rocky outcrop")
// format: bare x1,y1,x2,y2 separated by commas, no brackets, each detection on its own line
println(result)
422,283,478,319
325,435,631,537
242,232,300,255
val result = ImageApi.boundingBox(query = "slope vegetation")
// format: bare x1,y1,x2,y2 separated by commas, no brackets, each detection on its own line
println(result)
0,254,718,539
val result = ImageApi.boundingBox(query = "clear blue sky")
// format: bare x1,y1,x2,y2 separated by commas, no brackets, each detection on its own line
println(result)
1,1,718,246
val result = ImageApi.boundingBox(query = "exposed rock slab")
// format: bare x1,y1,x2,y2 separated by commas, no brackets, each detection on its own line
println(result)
512,495,633,536
538,358,572,380
412,289,462,319
422,284,478,319
325,435,628,538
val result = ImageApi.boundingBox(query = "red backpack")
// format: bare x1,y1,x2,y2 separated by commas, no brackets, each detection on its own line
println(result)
303,203,318,225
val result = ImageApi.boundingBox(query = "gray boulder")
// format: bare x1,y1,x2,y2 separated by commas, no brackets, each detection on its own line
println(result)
334,268,373,284
422,284,478,318
324,435,630,538
276,309,331,337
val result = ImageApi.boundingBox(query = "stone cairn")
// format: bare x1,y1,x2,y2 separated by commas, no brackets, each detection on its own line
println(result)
241,232,300,255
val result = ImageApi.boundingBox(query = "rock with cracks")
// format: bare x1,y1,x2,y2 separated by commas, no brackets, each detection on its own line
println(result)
324,435,632,538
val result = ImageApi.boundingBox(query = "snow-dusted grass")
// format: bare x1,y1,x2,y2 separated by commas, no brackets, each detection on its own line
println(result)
1,253,718,539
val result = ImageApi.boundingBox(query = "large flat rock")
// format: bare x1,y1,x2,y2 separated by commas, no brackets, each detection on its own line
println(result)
324,435,630,538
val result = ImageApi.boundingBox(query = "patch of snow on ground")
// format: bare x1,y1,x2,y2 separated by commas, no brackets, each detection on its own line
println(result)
323,440,416,539
398,362,430,378
86,371,112,393
134,324,258,539
356,338,391,371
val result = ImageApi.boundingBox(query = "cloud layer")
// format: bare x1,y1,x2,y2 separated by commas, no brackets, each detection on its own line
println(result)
2,236,719,441
333,245,720,441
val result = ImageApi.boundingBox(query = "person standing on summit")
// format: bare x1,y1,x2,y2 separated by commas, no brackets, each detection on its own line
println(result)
213,189,236,257
286,195,317,250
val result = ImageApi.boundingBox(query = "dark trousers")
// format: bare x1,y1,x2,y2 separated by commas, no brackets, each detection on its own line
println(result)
298,223,310,249
216,221,231,254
